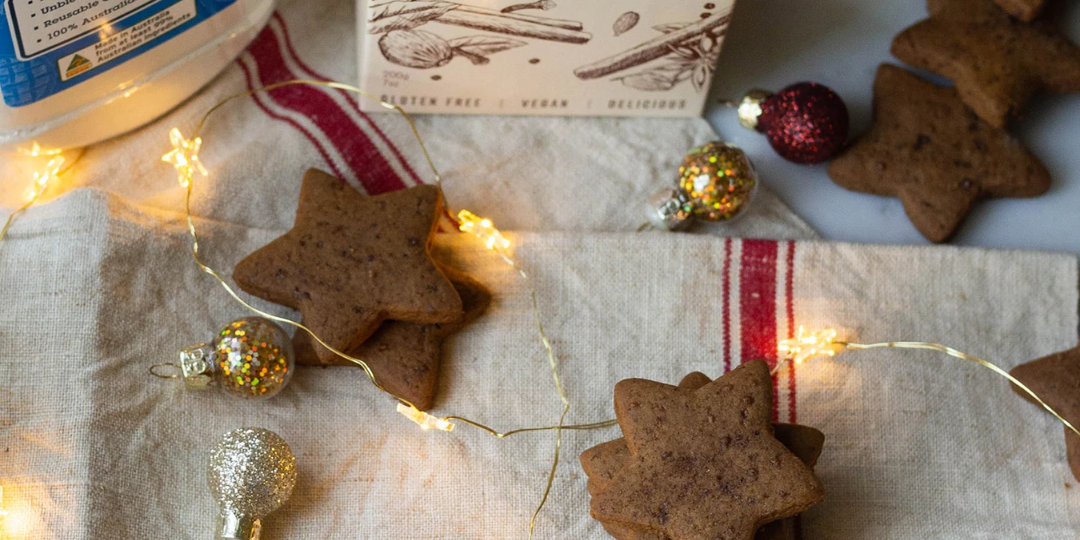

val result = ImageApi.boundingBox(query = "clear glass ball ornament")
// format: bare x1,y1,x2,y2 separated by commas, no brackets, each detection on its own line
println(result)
647,142,758,231
178,317,295,400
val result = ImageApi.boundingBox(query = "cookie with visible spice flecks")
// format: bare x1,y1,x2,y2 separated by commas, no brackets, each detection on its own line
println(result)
233,169,463,364
892,0,1080,127
292,264,491,410
827,65,1050,243
589,361,824,540
581,370,824,540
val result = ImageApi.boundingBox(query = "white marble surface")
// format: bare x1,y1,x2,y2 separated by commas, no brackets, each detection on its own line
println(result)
704,0,1080,255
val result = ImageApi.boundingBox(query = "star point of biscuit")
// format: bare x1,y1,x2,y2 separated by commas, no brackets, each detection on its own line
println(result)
591,361,823,540
828,64,1049,243
1009,345,1080,482
892,0,1080,127
233,169,463,363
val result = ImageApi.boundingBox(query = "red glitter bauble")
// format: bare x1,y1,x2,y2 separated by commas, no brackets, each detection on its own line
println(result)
756,82,849,165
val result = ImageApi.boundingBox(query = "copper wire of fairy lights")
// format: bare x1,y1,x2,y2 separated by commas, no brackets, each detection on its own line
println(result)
777,327,1079,438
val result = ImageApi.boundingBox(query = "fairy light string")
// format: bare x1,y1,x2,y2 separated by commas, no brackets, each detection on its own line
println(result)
0,146,85,247
167,80,1080,538
777,326,1080,438
164,79,615,538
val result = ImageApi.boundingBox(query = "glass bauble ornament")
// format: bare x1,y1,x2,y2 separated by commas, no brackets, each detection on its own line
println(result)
647,142,758,231
737,82,849,165
177,317,294,400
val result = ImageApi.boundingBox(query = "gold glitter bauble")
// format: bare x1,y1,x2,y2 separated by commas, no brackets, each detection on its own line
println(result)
213,318,294,400
208,428,296,540
678,142,757,222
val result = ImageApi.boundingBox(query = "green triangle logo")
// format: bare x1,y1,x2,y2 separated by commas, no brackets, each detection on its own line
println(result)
64,54,92,78
67,55,91,71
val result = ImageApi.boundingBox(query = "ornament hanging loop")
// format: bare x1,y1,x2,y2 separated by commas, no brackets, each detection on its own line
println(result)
149,363,182,379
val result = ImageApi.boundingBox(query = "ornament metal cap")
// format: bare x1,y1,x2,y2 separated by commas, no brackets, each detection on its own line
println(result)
647,188,693,231
214,510,262,540
737,89,773,130
179,343,215,391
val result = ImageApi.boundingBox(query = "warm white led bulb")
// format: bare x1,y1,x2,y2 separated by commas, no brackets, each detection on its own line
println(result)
397,403,455,431
778,326,840,365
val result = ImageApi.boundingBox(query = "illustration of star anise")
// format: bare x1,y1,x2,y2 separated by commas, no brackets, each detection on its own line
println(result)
614,30,721,93
668,34,721,92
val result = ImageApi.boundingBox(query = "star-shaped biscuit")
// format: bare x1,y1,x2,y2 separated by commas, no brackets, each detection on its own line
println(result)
581,371,825,540
590,361,824,540
827,64,1050,243
233,169,463,364
1009,345,1080,482
892,0,1080,127
583,373,710,540
291,264,491,409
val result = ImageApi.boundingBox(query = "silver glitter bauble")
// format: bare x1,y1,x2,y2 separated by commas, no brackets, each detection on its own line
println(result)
646,187,693,231
207,428,297,540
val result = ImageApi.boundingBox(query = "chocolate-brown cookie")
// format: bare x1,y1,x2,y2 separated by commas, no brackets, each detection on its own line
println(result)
583,373,706,540
581,371,825,540
891,0,1080,127
993,0,1045,21
827,64,1050,243
1009,345,1080,482
292,265,491,409
590,361,824,540
233,169,463,364
583,372,712,496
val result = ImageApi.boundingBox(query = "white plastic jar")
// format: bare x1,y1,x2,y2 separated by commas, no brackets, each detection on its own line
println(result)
0,0,275,149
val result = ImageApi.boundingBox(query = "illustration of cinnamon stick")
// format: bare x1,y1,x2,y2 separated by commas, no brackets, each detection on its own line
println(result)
433,8,590,43
456,4,582,31
368,1,585,32
573,13,730,79
500,0,556,14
